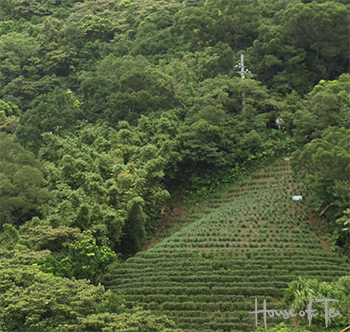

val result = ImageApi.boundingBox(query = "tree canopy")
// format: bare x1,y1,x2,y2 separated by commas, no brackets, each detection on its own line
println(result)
0,0,349,330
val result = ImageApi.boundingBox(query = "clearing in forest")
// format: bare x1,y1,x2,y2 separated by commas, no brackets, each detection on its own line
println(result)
103,159,350,332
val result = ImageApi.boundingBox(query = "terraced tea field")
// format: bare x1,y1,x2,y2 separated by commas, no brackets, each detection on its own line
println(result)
103,160,350,331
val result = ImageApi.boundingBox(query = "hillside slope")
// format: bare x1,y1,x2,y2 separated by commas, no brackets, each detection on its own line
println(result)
103,159,350,331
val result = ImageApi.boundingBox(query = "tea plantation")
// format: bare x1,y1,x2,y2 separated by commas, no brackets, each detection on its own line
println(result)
103,160,350,331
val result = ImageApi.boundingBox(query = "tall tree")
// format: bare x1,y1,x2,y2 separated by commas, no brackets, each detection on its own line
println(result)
291,126,350,252
16,88,84,154
0,133,52,228
292,74,350,143
282,1,349,83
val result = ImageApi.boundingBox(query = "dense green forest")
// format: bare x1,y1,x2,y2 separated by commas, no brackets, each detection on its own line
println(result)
0,0,349,331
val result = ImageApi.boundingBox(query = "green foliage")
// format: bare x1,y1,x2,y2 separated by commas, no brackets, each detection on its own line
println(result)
80,54,177,125
35,16,79,76
205,0,261,52
0,261,121,332
282,1,349,83
0,221,117,285
172,6,215,51
0,224,20,250
36,122,172,255
78,14,114,41
284,276,350,329
0,0,51,21
291,126,350,253
292,74,350,143
172,0,261,52
78,307,183,332
0,1,349,330
57,236,119,284
0,99,20,134
0,256,181,332
246,22,309,94
0,133,52,228
336,209,350,249
19,221,82,252
0,99,20,118
130,11,176,59
0,31,41,104
0,32,39,76
16,88,84,154
255,323,303,332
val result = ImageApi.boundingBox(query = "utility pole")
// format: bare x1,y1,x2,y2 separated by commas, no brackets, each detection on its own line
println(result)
235,54,251,114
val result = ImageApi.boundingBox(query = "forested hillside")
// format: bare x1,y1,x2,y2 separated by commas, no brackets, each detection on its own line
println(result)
0,0,349,331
